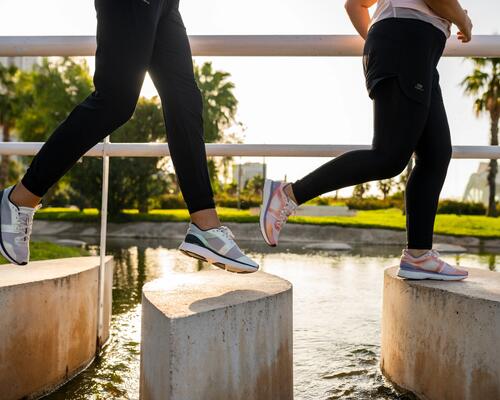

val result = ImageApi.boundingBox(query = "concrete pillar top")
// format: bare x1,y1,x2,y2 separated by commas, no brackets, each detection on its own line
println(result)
0,256,113,288
385,266,500,303
382,266,500,400
143,270,292,318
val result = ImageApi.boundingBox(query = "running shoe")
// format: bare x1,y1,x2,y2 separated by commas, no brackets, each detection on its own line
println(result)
0,186,40,265
398,249,468,281
178,223,259,274
260,179,298,247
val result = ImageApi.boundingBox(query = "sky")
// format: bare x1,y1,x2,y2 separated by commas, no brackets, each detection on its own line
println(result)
0,0,499,198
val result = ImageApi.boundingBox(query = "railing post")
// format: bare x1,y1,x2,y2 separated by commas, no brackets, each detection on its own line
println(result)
97,136,110,352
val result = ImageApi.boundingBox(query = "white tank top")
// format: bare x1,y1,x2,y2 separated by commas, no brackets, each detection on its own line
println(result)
371,0,451,38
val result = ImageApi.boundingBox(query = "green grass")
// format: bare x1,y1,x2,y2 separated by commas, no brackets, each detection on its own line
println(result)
35,207,500,239
0,241,89,265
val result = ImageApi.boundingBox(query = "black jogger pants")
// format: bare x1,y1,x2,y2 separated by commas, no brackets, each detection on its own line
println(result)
292,19,452,249
22,0,214,213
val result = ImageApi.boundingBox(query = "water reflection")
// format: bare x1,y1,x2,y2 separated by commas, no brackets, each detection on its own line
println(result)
44,239,498,400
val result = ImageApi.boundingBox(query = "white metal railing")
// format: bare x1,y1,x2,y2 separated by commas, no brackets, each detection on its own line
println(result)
0,142,499,159
1,35,500,57
1,34,499,351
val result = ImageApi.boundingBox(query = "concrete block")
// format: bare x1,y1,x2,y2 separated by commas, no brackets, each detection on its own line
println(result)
0,256,113,400
140,270,293,400
381,267,500,400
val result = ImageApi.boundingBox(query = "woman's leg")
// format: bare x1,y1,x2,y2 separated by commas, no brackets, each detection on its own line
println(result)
148,4,258,273
148,6,217,224
260,78,430,247
1,0,162,265
405,82,452,250
291,78,428,204
15,0,161,204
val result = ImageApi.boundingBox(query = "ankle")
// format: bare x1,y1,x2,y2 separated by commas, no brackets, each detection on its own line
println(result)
10,183,41,209
284,184,298,205
407,248,431,258
190,208,222,231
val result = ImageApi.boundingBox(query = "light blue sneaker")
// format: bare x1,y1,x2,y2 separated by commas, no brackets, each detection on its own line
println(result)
0,186,40,265
179,223,259,274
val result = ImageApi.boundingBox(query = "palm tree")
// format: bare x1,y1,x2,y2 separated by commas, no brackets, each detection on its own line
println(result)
462,58,500,217
0,64,19,187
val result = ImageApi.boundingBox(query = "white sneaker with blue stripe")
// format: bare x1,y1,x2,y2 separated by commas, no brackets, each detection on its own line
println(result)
0,186,40,265
179,223,259,274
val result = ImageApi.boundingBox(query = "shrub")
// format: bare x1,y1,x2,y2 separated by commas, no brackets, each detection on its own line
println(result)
215,193,261,210
346,197,402,210
158,194,187,209
437,200,486,216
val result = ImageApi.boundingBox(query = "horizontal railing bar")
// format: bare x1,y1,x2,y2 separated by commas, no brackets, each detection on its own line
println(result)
0,35,499,57
0,142,499,159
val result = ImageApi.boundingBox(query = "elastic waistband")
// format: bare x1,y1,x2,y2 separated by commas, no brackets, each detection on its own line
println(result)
369,17,447,46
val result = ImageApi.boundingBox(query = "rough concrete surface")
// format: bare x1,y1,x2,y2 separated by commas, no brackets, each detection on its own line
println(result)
32,220,500,248
381,267,500,400
0,256,113,400
140,271,293,400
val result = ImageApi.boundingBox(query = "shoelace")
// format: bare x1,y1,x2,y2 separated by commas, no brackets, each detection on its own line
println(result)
403,249,439,259
16,205,41,242
275,197,297,230
430,249,441,258
216,226,236,241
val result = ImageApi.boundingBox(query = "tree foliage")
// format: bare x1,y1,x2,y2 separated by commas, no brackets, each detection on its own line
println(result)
462,58,500,217
377,178,395,200
15,58,93,142
0,64,25,186
5,57,241,214
353,183,371,199
194,62,238,144
69,97,168,215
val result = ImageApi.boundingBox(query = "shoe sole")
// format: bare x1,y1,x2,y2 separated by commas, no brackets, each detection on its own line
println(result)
178,242,258,274
397,268,467,281
0,189,25,266
259,179,277,247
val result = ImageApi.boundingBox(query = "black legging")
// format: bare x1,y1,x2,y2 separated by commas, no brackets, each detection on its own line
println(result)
292,77,452,249
21,0,214,214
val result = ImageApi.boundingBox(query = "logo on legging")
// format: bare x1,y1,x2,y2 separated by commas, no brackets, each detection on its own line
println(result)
142,0,150,4
415,83,424,92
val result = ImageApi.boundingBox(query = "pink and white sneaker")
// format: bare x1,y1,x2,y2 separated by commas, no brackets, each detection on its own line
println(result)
260,179,298,247
398,249,468,281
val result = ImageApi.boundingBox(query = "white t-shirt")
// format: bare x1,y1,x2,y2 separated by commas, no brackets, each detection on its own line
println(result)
371,0,451,38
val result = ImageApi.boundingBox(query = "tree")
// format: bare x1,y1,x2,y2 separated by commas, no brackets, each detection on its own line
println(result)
245,174,265,197
462,58,500,217
0,64,22,186
16,58,93,142
194,62,240,190
377,178,395,200
69,97,169,215
194,62,239,143
14,57,94,202
12,58,241,213
353,183,370,199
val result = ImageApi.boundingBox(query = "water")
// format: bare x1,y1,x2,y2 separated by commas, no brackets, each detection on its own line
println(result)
44,239,498,400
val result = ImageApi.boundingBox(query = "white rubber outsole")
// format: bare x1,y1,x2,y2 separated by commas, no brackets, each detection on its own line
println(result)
397,269,468,281
259,179,275,247
179,242,258,274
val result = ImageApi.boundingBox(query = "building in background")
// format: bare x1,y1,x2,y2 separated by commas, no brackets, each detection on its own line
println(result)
0,56,40,71
232,162,266,190
463,162,500,205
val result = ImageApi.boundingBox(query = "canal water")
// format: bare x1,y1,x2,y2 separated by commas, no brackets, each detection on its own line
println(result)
44,238,498,400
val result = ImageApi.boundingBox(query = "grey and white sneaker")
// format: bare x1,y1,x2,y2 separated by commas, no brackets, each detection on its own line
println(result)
0,186,40,265
179,223,259,274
